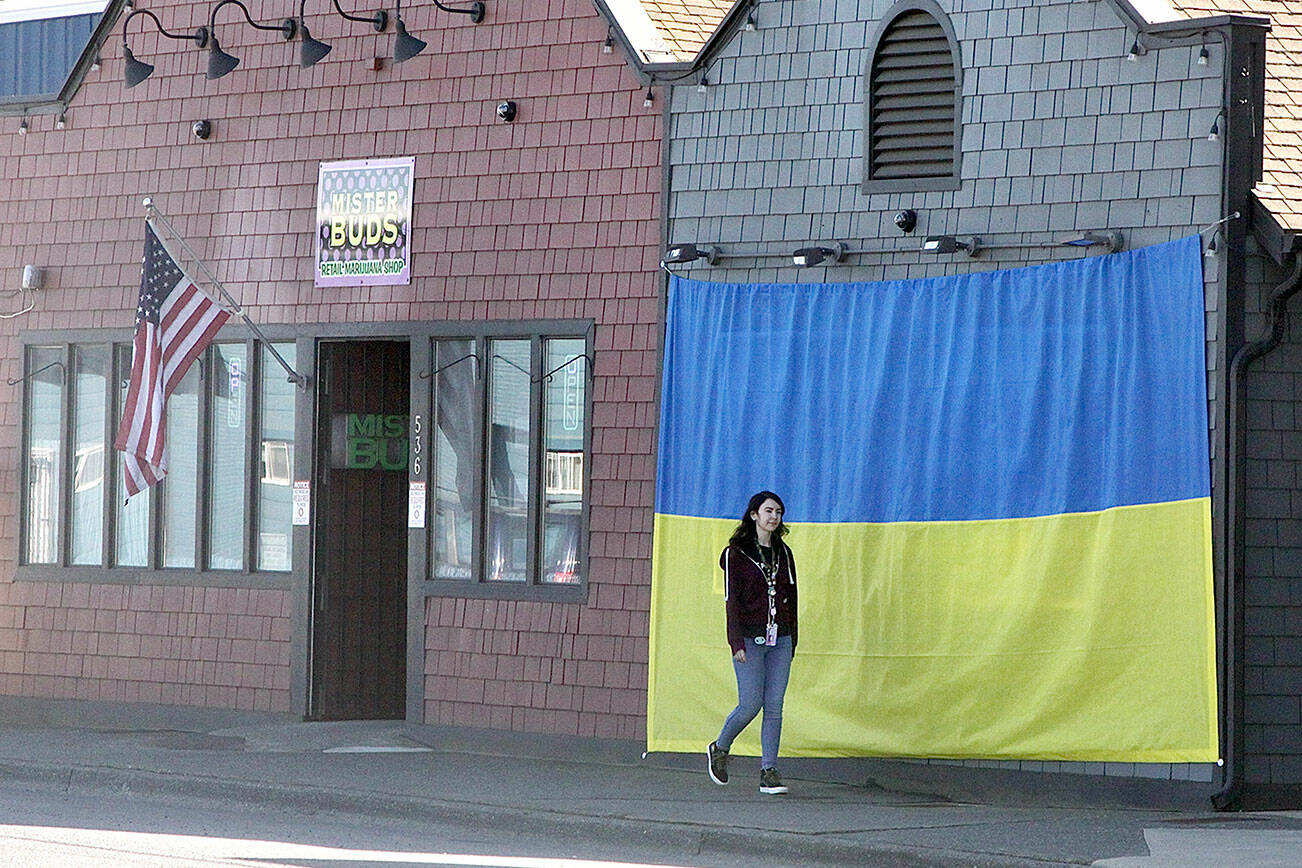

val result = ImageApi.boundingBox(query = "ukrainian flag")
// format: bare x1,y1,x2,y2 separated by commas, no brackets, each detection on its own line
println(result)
649,236,1217,762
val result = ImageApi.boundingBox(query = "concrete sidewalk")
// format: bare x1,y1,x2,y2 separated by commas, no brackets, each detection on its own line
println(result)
0,707,1299,867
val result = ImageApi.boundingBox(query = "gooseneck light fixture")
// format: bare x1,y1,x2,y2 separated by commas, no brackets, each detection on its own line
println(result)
394,0,486,63
1208,109,1225,142
298,0,389,69
206,0,297,81
433,0,486,23
121,7,210,88
392,0,427,62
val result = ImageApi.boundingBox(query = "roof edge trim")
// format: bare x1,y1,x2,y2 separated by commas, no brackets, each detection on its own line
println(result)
57,0,129,106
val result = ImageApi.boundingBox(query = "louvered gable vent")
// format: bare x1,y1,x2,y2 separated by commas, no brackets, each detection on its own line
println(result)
868,10,957,181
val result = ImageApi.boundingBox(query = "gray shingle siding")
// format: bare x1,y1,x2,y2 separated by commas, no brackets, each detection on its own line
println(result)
662,0,1283,784
668,1,1222,287
1243,251,1302,787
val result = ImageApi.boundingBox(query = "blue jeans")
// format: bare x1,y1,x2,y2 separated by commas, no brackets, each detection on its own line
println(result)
716,634,792,768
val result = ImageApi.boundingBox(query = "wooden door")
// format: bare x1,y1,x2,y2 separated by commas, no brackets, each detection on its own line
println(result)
312,340,409,719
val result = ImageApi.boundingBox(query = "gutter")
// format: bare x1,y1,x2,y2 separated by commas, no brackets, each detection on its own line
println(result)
1212,250,1302,810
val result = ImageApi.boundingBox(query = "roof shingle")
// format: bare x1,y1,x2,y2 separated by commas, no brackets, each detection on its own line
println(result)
637,0,737,62
1170,2,1302,229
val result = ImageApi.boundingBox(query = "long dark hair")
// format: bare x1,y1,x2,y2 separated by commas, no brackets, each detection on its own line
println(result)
729,490,788,549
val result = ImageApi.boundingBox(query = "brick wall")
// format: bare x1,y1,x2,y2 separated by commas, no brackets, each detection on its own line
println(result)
0,0,660,736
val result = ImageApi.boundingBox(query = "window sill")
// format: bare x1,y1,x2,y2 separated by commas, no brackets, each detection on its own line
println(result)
13,564,295,589
421,579,587,604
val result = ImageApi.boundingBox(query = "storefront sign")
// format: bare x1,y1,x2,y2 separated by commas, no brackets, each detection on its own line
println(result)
330,413,409,470
315,157,414,287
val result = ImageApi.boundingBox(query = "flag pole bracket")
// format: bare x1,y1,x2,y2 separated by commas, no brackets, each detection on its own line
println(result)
142,197,310,391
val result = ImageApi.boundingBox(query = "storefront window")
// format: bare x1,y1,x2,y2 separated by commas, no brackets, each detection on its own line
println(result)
162,361,200,568
70,345,108,565
486,339,531,583
433,340,475,581
24,346,64,564
208,343,248,570
257,343,296,572
541,339,585,584
115,345,148,567
426,329,589,592
21,338,298,576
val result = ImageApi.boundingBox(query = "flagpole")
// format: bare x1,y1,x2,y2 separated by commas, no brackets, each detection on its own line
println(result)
142,197,309,391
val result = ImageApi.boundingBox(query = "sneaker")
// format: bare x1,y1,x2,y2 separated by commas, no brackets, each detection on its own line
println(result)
707,741,729,785
759,767,788,794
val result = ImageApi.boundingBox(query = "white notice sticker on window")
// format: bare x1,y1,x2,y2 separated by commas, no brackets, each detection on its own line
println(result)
292,480,310,526
408,481,426,528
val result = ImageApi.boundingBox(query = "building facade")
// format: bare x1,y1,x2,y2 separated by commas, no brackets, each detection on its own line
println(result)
638,0,1300,806
5,0,1302,809
1,0,663,740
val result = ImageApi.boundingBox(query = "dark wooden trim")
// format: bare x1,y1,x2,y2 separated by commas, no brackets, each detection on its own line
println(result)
406,338,433,723
57,345,74,566
420,579,585,604
14,564,294,589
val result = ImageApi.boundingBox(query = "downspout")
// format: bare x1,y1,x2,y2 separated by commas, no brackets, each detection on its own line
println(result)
1192,19,1268,812
1212,250,1302,810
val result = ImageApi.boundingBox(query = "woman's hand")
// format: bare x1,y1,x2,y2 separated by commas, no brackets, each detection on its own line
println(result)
733,648,746,663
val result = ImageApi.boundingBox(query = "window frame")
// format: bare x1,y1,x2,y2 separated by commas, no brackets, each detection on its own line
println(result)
19,343,69,567
860,0,964,195
413,320,594,604
15,318,595,604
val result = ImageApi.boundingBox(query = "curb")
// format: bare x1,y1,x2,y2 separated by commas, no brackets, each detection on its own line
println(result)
0,757,1059,868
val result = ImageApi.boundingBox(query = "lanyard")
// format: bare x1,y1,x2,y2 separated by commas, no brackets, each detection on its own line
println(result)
759,544,778,644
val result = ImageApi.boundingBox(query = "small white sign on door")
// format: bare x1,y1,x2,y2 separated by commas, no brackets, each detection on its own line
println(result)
292,480,310,526
408,481,426,528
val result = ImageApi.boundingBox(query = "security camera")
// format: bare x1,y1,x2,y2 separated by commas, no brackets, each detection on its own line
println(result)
496,101,517,122
192,119,212,140
893,209,917,233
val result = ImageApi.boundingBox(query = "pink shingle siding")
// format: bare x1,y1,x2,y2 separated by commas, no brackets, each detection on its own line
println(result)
0,0,660,737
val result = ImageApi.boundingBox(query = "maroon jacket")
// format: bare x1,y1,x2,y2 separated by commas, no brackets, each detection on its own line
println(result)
720,539,798,657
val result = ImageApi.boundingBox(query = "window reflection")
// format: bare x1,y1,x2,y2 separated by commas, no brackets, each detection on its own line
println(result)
162,361,200,568
486,340,530,583
71,345,108,565
257,343,295,571
25,347,63,564
208,343,247,570
433,340,475,581
115,345,148,567
542,340,585,583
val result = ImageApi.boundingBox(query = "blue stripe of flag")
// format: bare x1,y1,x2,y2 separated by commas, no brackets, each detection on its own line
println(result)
655,236,1209,524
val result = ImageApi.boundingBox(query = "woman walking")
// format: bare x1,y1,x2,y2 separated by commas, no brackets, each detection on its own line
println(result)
707,490,798,795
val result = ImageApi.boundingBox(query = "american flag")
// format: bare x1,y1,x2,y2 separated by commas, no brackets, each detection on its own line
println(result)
113,222,230,498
